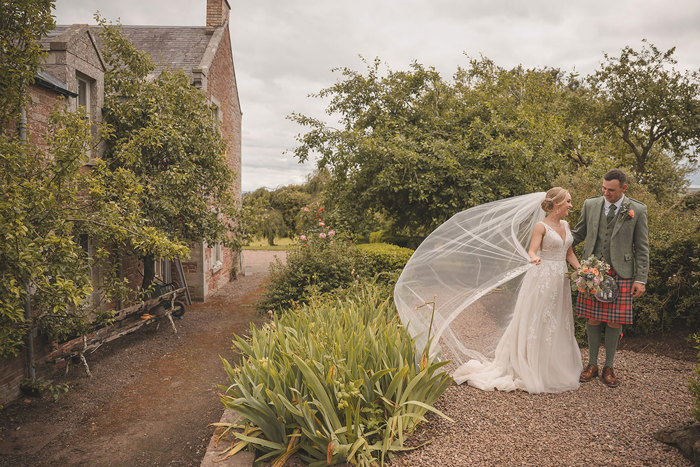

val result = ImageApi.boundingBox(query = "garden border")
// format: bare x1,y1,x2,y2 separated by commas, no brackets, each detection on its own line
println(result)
200,409,254,467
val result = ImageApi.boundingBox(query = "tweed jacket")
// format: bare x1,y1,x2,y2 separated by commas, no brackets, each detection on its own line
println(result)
571,195,649,283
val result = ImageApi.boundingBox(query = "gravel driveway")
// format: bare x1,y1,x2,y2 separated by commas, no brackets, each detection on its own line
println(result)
391,348,694,466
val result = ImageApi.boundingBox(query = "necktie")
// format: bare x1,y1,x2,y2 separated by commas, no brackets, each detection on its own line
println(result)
607,204,617,224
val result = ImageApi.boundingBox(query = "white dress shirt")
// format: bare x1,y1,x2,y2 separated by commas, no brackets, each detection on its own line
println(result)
604,195,625,216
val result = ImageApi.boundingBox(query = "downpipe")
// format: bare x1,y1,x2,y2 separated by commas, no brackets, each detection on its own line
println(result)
19,107,36,380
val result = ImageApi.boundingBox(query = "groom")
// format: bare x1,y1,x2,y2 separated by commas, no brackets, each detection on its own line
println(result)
571,169,649,387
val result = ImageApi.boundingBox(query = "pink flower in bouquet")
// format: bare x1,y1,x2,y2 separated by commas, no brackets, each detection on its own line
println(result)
299,235,307,241
330,240,334,245
319,221,325,226
328,230,336,237
301,206,310,212
319,232,327,239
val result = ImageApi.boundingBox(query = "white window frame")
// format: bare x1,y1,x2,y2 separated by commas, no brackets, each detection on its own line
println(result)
155,258,172,284
77,74,93,159
77,76,91,118
211,243,223,273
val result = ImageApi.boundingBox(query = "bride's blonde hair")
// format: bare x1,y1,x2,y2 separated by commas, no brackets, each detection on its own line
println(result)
541,187,569,213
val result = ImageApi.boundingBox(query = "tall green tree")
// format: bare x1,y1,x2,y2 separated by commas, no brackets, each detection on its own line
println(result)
98,17,239,289
588,40,700,193
0,3,183,357
290,58,588,237
0,109,186,357
0,0,54,125
242,184,312,245
270,185,312,234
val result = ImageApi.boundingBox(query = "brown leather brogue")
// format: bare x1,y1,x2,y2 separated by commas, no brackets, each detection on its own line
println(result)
579,364,599,382
602,366,619,388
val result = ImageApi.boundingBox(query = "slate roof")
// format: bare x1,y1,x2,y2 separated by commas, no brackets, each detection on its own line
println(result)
39,25,71,48
35,69,76,96
94,26,213,79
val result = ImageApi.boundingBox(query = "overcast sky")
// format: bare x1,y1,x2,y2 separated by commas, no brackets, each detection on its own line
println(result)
54,0,700,190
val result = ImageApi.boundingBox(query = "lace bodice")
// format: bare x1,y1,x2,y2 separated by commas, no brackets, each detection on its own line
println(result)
538,221,572,262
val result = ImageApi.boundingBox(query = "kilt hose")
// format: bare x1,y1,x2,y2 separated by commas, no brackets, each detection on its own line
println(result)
575,270,634,324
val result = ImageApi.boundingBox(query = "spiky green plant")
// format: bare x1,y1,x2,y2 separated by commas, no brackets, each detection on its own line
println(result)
689,333,700,422
217,280,452,466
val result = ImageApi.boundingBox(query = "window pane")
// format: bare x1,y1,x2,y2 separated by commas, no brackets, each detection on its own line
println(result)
78,79,87,108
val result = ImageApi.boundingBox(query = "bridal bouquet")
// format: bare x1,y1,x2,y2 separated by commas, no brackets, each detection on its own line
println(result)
572,256,617,302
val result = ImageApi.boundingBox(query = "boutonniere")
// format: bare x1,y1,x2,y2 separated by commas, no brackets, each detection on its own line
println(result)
619,202,634,219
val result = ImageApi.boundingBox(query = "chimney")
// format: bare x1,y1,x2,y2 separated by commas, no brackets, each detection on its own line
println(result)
206,0,230,34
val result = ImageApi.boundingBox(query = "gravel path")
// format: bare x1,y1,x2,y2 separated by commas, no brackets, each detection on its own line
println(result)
0,250,287,467
391,349,694,466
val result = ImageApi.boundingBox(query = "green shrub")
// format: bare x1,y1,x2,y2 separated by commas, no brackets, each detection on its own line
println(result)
356,243,414,277
368,230,386,243
260,240,414,312
259,237,360,311
218,280,452,466
690,334,700,422
574,314,588,346
633,224,699,335
628,192,699,335
19,377,70,402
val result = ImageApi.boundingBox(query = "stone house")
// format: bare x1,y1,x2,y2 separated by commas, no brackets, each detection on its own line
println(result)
0,0,241,403
112,0,243,301
40,0,242,302
32,0,241,301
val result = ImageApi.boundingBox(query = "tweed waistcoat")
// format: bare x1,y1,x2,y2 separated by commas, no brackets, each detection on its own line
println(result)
592,204,616,266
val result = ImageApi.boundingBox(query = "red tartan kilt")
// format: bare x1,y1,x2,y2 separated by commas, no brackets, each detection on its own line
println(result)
575,270,634,324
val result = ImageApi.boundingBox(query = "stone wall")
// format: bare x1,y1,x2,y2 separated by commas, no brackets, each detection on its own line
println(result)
42,26,105,158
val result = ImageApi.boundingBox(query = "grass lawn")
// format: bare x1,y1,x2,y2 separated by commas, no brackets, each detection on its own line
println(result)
243,237,295,250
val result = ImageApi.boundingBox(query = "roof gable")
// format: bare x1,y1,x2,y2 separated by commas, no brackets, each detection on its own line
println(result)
42,24,106,72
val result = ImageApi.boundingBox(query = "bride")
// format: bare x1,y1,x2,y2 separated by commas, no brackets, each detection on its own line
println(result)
394,188,583,393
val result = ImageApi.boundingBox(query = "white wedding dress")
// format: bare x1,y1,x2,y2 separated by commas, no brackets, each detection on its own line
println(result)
452,220,582,393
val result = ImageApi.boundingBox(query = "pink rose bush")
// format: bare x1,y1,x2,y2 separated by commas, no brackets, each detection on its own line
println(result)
296,201,339,248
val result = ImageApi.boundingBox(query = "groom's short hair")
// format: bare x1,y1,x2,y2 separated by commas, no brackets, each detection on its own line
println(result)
604,169,627,185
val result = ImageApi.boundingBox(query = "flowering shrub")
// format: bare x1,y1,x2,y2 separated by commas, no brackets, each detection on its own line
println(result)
296,202,328,238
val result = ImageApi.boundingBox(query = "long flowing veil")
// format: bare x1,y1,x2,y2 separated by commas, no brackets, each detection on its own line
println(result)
394,192,546,372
